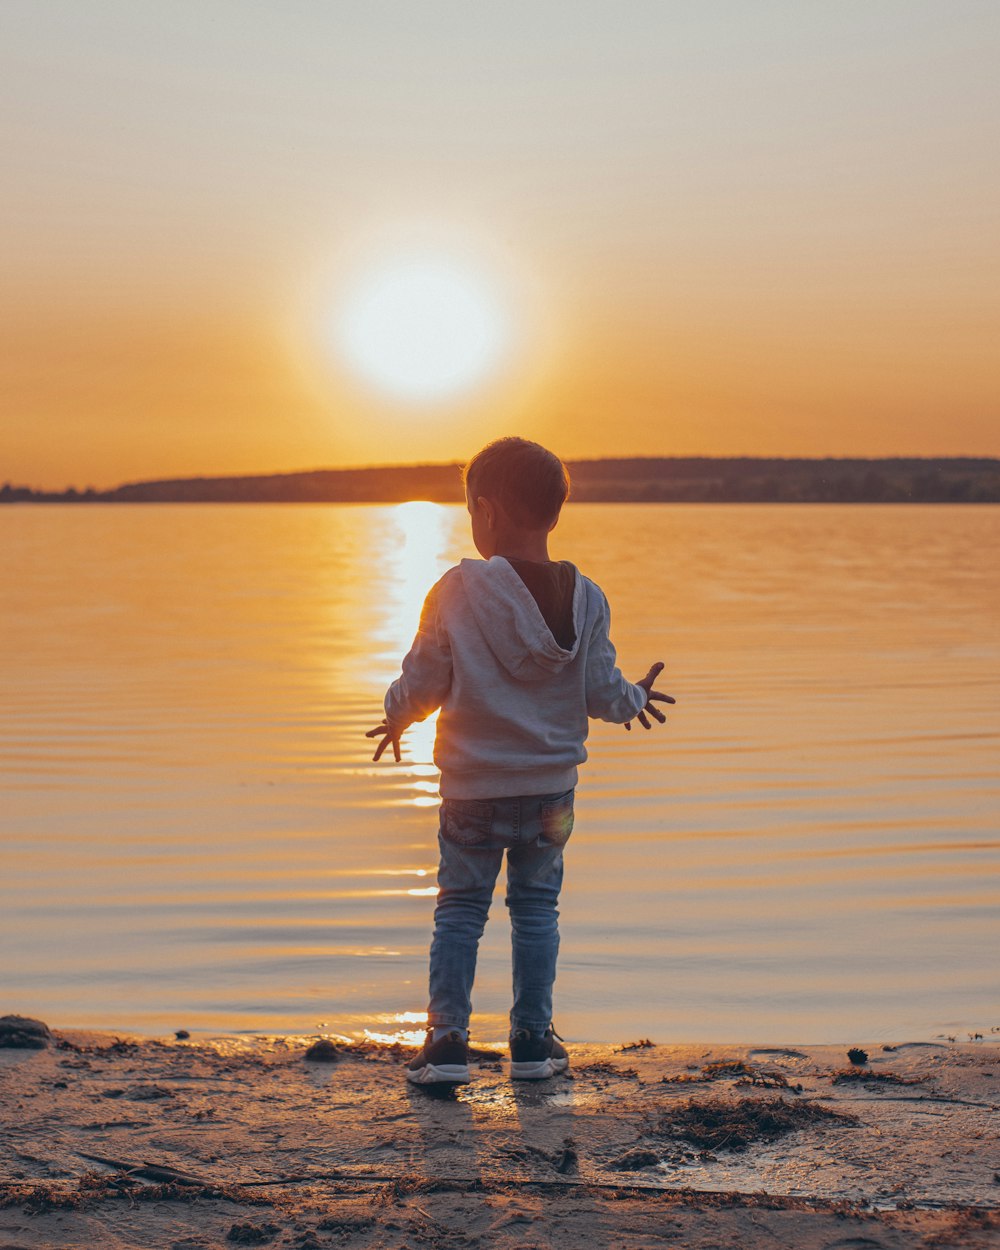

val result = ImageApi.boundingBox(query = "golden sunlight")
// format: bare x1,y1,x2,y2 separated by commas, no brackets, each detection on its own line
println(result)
334,250,510,402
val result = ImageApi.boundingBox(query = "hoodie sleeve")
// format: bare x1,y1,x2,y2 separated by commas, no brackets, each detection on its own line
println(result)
384,579,453,729
585,590,648,723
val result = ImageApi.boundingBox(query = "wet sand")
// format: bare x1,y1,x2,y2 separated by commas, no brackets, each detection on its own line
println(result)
1,1020,998,1249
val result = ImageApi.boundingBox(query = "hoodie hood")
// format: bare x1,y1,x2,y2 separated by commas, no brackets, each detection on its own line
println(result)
458,557,586,680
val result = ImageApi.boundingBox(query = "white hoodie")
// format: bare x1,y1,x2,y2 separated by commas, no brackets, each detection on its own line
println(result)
384,556,647,799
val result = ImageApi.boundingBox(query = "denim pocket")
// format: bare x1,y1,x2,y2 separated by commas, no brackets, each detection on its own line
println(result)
539,790,575,846
440,798,495,846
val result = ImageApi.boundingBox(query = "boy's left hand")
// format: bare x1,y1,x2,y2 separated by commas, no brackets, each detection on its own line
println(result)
624,661,675,731
366,720,402,762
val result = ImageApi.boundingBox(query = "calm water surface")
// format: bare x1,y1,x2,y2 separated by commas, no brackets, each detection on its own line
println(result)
2,504,998,1044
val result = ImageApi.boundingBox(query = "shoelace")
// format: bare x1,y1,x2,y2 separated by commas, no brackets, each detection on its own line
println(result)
511,1026,564,1042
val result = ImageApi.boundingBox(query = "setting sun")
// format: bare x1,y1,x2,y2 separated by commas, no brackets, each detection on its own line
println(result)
333,251,510,402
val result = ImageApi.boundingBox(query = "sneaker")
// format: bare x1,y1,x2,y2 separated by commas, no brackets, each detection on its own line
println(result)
405,1030,471,1085
509,1027,569,1080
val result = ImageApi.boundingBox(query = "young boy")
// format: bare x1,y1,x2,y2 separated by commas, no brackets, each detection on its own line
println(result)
366,437,673,1084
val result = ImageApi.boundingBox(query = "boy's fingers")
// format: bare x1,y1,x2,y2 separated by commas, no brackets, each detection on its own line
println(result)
647,705,666,723
638,710,651,729
372,731,401,762
623,721,632,732
649,691,676,704
365,725,387,738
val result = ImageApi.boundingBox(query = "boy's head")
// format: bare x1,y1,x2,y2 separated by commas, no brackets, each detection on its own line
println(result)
462,437,570,534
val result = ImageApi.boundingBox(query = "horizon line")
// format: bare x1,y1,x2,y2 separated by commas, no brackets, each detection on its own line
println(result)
57,451,1000,494
6,452,1000,499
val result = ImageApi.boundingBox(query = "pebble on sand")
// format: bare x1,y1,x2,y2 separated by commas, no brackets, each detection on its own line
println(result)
0,1014,52,1049
303,1039,341,1063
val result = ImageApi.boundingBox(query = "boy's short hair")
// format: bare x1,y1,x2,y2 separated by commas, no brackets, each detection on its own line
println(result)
463,437,571,529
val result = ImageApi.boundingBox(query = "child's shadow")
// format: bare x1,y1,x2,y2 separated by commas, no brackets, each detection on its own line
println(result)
507,1077,617,1248
404,1074,616,1248
404,1080,481,1180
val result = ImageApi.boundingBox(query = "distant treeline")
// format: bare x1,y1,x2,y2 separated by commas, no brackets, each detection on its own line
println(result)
4,457,1000,504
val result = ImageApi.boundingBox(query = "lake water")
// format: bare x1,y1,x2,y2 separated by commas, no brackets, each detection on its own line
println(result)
2,503,998,1045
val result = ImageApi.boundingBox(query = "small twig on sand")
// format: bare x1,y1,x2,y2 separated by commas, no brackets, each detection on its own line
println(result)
77,1152,217,1187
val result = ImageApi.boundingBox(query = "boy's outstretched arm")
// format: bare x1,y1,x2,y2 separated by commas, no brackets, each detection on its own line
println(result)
366,580,452,763
623,660,676,731
585,592,675,726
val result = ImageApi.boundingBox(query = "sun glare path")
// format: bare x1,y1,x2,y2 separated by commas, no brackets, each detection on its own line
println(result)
385,501,450,657
378,501,453,805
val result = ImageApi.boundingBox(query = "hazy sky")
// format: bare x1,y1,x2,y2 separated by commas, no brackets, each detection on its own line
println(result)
3,1,999,488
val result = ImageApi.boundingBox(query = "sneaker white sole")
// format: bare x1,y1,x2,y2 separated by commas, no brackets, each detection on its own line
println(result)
405,1062,471,1085
509,1056,569,1080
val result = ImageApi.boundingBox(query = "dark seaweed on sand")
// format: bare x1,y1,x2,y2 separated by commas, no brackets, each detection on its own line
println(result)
830,1068,926,1086
655,1096,856,1152
0,1174,274,1215
663,1060,793,1089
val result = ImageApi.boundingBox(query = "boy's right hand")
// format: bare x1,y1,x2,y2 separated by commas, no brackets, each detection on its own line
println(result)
624,661,675,732
365,719,402,762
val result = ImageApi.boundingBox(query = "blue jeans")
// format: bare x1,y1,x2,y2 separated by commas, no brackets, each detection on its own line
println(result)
427,788,575,1036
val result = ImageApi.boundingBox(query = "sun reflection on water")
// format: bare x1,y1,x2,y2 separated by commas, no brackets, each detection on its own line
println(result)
364,1010,429,1046
404,713,439,770
384,501,451,653
378,501,456,807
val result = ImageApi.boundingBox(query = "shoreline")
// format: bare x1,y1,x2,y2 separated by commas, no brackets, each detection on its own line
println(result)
2,1020,998,1248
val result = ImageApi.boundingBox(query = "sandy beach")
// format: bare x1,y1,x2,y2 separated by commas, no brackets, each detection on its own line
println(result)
1,1018,998,1249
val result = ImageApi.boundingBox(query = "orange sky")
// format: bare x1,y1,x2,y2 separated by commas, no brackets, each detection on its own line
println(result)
3,2,999,489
